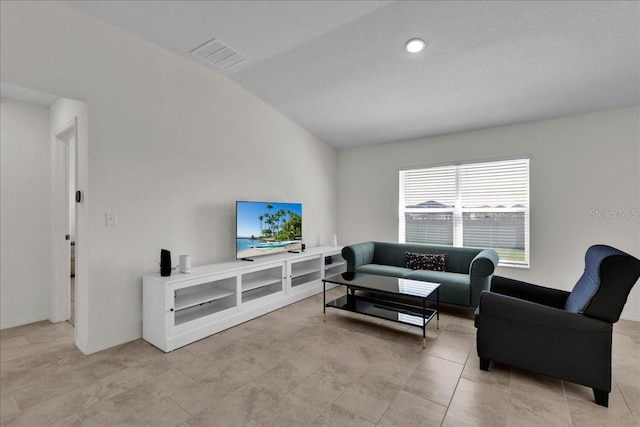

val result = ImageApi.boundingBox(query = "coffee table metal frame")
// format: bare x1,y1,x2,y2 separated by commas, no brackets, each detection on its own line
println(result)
323,273,440,348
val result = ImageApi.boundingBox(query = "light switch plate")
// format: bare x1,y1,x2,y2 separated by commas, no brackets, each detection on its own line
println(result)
105,212,117,226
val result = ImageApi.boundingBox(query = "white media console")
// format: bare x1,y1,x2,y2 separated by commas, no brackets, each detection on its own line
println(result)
143,246,346,352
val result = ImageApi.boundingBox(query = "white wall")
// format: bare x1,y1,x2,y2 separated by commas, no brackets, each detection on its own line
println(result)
338,107,640,320
1,1,338,353
0,98,52,328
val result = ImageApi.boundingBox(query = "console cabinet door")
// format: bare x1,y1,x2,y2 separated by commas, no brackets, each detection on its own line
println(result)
167,273,238,334
239,262,285,306
288,254,323,290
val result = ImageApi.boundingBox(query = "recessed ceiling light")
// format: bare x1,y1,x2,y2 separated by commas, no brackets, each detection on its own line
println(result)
405,38,426,54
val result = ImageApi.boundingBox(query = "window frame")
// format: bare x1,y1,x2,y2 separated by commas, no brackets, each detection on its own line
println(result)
399,158,530,268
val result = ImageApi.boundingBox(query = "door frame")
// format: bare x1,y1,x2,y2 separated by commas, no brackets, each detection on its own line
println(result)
51,118,77,323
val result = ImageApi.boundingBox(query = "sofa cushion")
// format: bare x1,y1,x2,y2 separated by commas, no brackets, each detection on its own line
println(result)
406,269,469,287
406,252,446,271
370,242,412,267
406,270,471,306
356,264,413,278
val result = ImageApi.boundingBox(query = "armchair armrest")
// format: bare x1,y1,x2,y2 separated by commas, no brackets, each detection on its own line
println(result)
490,276,570,309
342,242,375,272
478,291,610,332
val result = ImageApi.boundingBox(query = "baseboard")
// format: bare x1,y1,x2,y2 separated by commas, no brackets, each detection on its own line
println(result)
0,312,49,330
81,330,142,355
75,334,90,355
620,311,639,322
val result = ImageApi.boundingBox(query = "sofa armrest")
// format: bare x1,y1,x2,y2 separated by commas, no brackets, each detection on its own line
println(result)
470,249,499,277
490,276,570,309
342,242,375,272
468,249,498,306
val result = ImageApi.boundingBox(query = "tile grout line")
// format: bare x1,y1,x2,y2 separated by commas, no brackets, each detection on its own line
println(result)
75,412,88,427
561,379,574,427
438,345,473,427
615,377,639,426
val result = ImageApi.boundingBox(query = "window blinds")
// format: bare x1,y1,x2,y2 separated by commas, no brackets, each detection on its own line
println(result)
459,160,529,208
400,166,456,208
399,159,529,266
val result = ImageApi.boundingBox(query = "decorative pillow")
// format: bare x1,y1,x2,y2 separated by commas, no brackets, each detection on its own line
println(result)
406,252,446,272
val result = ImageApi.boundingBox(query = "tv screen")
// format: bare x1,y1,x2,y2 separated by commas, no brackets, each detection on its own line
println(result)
236,201,302,260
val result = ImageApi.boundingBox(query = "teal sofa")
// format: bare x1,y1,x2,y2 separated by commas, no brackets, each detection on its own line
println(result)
341,242,499,308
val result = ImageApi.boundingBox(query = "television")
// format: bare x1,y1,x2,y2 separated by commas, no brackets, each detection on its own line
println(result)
236,201,302,260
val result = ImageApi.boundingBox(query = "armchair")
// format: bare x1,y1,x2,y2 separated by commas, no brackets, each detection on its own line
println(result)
474,245,640,407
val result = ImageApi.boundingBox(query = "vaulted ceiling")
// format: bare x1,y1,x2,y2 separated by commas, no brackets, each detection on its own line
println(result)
67,1,639,149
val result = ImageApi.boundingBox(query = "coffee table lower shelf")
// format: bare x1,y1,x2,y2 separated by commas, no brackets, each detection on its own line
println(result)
325,293,438,347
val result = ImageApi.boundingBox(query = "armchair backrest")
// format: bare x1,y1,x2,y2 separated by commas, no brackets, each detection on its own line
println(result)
565,245,640,323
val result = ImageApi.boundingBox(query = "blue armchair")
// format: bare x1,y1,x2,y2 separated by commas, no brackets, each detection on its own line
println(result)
475,245,640,407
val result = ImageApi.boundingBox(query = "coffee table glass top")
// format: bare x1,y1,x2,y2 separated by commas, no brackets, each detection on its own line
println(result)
323,272,440,298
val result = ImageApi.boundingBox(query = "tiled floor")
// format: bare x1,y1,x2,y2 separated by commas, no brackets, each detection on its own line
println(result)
1,287,638,426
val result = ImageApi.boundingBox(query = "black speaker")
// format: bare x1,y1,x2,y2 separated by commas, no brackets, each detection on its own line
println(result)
160,249,172,277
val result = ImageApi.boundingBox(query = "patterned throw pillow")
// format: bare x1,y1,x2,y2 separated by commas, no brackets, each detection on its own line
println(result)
406,252,446,272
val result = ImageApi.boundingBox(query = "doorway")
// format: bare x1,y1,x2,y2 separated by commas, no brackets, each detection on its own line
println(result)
1,83,88,352
52,119,77,326
50,96,89,353
67,134,77,326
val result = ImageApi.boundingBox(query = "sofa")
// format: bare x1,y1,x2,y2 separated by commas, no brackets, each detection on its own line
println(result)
341,242,499,308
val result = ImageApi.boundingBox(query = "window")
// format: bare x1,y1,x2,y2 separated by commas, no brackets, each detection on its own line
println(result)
399,159,529,267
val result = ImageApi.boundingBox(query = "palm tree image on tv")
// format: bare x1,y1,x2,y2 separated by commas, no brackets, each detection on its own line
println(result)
236,202,302,258
260,204,301,242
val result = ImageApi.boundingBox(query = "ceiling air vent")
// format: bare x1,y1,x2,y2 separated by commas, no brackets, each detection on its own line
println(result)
190,38,248,70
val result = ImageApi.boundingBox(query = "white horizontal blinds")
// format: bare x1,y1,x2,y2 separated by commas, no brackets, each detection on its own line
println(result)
400,166,456,208
400,167,456,245
459,160,529,208
399,159,530,266
460,159,529,265
404,212,454,245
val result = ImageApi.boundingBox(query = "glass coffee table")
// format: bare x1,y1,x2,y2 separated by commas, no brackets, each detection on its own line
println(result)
323,272,440,348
